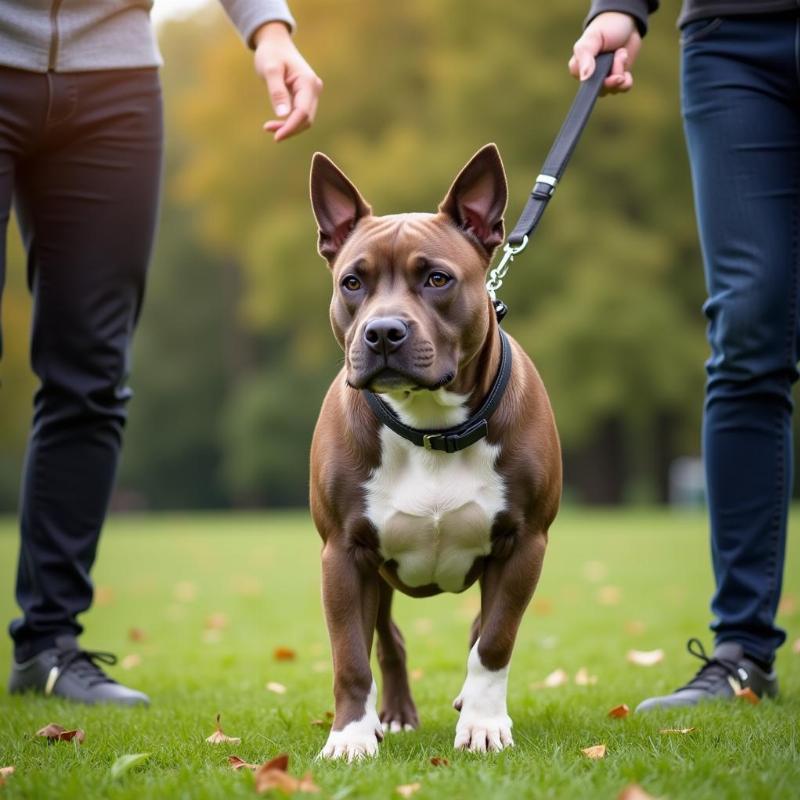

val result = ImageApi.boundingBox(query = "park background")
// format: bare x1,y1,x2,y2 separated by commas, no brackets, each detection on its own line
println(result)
0,0,740,512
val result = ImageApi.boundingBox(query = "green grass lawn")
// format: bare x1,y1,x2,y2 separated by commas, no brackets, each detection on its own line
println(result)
0,508,798,799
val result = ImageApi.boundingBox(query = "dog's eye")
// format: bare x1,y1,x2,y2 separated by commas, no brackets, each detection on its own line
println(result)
341,275,362,292
425,271,451,289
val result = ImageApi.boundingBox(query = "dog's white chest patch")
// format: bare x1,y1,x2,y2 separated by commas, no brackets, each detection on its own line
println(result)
364,421,505,592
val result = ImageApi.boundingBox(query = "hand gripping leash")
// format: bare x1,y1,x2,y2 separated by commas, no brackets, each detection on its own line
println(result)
487,52,615,320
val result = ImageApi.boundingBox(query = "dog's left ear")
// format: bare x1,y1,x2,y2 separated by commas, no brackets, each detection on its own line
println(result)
439,143,508,256
310,153,372,265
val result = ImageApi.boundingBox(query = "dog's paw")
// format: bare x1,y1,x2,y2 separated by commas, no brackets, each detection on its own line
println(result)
454,711,514,753
319,721,383,761
380,697,419,733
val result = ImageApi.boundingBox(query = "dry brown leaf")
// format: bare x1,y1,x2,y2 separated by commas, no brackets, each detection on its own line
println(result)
598,586,622,606
581,744,607,760
618,785,658,800
778,594,797,616
255,768,299,795
735,686,760,705
659,727,696,735
625,620,647,636
36,723,85,744
626,649,664,667
0,766,14,786
531,597,553,616
430,756,450,767
793,638,800,654
95,586,114,606
574,667,598,686
532,668,569,689
206,612,229,630
228,755,258,771
205,714,241,745
396,783,422,798
261,754,290,773
266,681,287,695
121,654,141,670
310,711,334,728
410,668,424,681
274,647,297,662
128,627,147,642
608,704,630,719
297,773,320,794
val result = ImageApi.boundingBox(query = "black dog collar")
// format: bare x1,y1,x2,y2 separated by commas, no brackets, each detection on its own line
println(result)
362,329,513,454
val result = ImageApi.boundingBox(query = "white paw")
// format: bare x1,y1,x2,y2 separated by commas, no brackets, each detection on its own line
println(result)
453,640,514,753
454,710,514,752
319,682,383,761
381,719,416,734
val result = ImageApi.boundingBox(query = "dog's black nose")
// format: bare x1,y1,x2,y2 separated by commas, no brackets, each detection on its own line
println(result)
364,317,409,354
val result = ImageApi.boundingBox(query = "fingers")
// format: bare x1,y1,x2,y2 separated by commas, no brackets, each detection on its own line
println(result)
600,47,634,94
571,28,603,81
262,61,292,119
263,72,322,142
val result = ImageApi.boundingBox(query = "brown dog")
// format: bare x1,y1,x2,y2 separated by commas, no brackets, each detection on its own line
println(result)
309,144,561,760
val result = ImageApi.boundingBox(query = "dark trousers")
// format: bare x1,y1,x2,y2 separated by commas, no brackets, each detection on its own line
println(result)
681,14,800,663
0,67,163,661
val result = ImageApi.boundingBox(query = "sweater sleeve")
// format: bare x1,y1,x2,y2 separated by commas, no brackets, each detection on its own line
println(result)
218,0,296,48
585,1,659,36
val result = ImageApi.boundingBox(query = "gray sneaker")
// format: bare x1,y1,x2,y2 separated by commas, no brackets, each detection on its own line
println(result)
636,638,778,713
8,635,149,706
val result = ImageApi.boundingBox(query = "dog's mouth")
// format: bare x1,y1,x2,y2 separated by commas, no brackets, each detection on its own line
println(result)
347,366,455,394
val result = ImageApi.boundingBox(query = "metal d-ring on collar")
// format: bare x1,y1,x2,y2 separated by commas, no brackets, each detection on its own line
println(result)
363,329,513,454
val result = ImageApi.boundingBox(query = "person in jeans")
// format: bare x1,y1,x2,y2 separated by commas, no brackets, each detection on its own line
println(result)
571,0,797,708
3,0,322,706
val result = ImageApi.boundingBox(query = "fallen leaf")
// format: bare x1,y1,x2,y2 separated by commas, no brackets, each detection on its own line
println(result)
531,597,553,615
583,560,607,582
310,711,334,728
574,667,598,686
625,620,647,635
206,612,228,630
608,704,630,719
110,753,150,779
618,785,658,800
532,668,569,689
274,647,296,662
95,586,114,606
626,649,664,667
735,686,760,705
410,668,424,681
0,766,14,786
260,754,290,772
266,682,287,695
228,755,258,771
255,768,299,795
430,756,450,767
659,727,696,735
598,586,622,606
581,744,607,760
128,627,147,642
36,723,85,744
778,594,797,616
297,773,320,794
793,638,800,654
396,783,422,798
173,581,196,602
205,714,241,745
121,654,141,670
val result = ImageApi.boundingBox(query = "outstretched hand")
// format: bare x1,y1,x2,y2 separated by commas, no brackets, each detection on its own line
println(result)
569,12,641,95
254,22,323,142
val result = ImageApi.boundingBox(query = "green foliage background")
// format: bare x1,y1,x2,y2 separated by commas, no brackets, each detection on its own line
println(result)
0,1,721,508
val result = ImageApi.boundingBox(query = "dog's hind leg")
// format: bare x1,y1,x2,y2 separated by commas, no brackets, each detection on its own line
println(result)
376,577,419,732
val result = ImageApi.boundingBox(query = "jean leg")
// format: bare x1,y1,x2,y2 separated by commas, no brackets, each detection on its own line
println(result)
9,70,163,660
682,16,800,663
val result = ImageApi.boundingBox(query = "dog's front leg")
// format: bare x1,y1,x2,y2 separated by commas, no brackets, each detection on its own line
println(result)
453,529,547,753
319,542,383,761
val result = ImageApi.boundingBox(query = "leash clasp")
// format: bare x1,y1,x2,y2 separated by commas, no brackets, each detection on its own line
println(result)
486,235,528,302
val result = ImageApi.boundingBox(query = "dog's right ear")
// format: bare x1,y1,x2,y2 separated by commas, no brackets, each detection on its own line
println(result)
310,153,372,265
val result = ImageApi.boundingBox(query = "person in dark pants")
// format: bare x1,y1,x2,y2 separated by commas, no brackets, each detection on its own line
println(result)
571,0,797,708
3,0,322,705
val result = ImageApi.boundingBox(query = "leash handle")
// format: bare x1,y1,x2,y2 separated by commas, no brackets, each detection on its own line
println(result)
487,51,614,308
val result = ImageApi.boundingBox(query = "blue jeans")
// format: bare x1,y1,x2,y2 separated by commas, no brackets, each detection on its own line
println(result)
681,13,800,663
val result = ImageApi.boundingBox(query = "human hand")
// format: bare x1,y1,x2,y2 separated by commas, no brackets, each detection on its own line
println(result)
253,22,323,142
569,12,641,95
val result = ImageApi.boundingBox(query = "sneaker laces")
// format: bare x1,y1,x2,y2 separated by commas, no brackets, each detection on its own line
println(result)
678,637,741,693
57,647,118,688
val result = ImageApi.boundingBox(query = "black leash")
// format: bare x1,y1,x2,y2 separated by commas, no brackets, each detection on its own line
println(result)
364,328,513,454
487,51,614,320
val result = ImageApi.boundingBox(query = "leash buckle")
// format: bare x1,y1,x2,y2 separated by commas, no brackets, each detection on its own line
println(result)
486,235,528,302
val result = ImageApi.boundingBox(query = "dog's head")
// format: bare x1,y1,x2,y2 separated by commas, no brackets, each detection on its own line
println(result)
310,144,507,395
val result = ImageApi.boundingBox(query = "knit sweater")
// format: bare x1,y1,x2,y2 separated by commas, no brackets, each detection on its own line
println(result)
0,0,295,73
